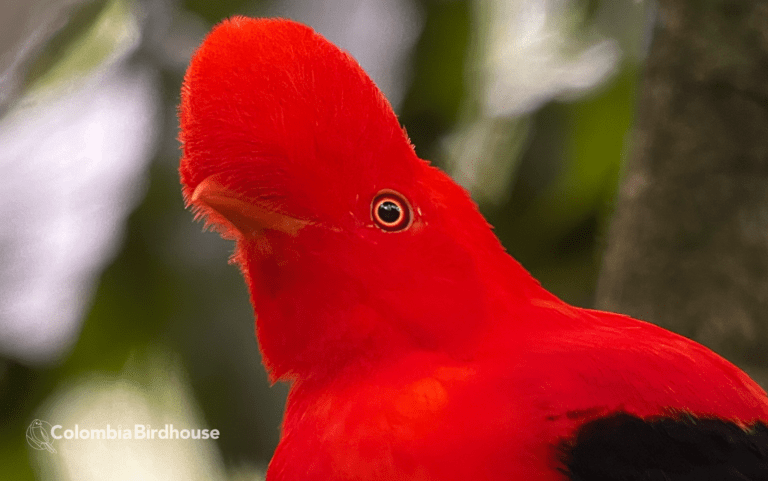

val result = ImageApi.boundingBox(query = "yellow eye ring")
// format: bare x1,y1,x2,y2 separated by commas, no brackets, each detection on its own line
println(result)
371,190,412,232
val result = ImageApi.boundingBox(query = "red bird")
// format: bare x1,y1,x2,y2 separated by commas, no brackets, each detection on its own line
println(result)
179,16,768,480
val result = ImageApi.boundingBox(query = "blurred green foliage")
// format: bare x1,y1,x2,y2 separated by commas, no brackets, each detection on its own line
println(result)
401,0,471,161
22,0,111,91
491,67,637,304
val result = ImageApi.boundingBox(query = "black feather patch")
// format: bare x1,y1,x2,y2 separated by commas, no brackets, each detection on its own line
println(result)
559,412,768,480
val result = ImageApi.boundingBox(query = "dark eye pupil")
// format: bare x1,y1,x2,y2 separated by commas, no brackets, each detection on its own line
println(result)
378,201,401,223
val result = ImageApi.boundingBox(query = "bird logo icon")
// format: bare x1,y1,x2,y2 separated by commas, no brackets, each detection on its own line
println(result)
26,419,56,453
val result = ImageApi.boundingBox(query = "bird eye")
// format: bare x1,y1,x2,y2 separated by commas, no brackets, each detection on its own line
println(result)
371,190,412,232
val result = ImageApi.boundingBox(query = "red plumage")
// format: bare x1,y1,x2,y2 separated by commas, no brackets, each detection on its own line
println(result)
180,17,768,480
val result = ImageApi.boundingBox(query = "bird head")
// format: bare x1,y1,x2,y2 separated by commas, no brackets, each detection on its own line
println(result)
180,17,534,382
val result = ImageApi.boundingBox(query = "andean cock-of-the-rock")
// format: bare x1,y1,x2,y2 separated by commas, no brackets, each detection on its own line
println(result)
179,16,768,481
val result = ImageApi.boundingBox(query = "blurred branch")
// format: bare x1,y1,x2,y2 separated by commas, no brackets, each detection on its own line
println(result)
596,1,768,385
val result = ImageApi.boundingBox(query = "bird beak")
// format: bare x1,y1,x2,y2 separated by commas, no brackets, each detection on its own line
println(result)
190,175,308,237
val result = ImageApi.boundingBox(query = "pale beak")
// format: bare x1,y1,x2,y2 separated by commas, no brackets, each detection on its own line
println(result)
191,175,309,237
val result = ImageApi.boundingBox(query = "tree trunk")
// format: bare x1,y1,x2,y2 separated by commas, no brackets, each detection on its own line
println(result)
595,0,768,387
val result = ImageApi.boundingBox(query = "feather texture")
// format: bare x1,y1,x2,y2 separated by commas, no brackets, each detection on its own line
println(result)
179,17,768,481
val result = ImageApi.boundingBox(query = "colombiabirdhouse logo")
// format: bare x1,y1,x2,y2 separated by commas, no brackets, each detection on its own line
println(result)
26,418,220,452
26,419,56,453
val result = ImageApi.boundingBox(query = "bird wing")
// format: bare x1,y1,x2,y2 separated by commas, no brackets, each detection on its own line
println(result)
560,411,768,480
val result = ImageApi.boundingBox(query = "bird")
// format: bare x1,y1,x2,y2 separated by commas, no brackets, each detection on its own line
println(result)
26,419,56,453
179,16,768,481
